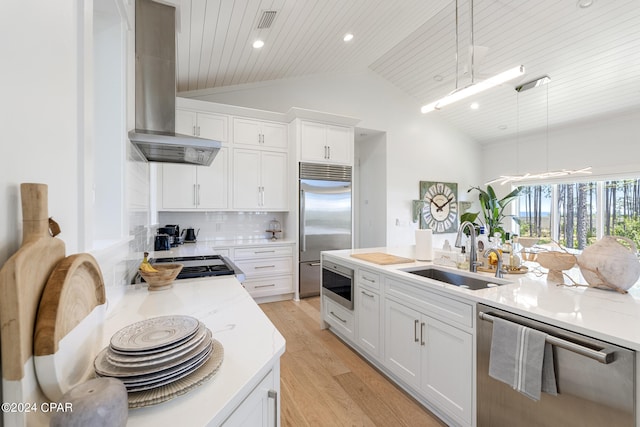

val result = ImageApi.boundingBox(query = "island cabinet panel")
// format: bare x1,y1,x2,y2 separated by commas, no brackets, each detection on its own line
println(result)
356,281,382,359
384,299,422,388
421,317,473,427
222,369,279,427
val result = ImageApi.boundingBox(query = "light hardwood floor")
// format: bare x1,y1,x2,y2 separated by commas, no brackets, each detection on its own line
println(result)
260,297,446,427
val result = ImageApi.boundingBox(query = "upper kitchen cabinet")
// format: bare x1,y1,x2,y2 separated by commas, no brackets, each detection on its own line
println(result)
158,147,229,210
299,121,353,165
233,117,287,150
176,109,228,143
233,149,288,211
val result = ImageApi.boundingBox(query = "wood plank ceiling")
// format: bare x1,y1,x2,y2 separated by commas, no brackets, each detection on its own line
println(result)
173,0,640,144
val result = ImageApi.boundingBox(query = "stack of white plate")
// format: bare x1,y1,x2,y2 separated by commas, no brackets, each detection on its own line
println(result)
94,315,223,407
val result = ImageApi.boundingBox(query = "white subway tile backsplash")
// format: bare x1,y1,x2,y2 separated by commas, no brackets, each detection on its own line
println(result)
158,211,286,241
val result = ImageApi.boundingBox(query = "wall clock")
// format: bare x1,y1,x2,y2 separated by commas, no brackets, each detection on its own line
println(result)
419,181,458,233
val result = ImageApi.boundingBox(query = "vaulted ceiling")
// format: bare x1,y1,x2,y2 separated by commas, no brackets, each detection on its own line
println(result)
172,0,640,143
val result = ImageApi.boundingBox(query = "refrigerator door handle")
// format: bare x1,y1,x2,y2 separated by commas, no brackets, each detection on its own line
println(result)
300,188,306,252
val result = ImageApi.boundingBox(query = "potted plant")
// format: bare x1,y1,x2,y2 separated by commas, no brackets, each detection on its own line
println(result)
460,185,522,241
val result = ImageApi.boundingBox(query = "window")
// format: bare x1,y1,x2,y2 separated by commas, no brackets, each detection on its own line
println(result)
517,185,552,243
517,178,640,250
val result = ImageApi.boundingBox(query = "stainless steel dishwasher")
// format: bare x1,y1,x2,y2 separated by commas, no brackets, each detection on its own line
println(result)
477,304,635,427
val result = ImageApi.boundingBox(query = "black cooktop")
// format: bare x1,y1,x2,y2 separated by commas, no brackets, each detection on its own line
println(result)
152,255,236,279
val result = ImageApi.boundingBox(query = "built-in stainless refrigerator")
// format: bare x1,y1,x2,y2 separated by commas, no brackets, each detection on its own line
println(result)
299,163,352,298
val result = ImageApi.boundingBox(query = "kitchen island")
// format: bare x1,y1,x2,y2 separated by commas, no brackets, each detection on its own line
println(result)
105,276,285,426
321,246,640,427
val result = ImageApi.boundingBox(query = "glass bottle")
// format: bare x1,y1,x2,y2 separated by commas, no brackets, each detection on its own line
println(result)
457,246,469,270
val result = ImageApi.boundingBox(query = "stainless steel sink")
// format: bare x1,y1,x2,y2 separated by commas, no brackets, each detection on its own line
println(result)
402,267,509,290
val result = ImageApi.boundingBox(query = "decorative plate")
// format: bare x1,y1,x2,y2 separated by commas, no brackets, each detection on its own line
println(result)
106,323,208,367
127,339,224,409
95,330,212,378
110,315,199,353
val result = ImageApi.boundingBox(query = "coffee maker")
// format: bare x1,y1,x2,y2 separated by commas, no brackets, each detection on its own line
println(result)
158,225,181,247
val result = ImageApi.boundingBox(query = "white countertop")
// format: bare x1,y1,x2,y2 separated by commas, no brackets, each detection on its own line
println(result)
150,239,295,259
323,246,640,351
104,277,285,426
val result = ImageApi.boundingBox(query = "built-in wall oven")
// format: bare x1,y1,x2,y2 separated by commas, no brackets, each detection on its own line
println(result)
321,260,353,310
477,303,635,427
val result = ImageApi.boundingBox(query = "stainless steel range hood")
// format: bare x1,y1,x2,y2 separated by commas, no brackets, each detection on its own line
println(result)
129,0,221,166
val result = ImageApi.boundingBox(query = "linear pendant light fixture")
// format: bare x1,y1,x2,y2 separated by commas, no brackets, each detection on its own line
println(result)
421,0,525,114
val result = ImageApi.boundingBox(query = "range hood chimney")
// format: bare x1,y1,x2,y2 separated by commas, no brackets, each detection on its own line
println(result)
128,0,221,166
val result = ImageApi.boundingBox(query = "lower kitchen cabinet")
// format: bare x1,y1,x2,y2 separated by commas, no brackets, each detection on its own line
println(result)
384,297,472,426
233,244,294,301
222,369,279,427
356,273,382,359
421,316,472,427
323,296,355,341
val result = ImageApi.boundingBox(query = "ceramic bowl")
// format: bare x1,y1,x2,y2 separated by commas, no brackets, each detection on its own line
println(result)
536,251,576,271
517,237,540,248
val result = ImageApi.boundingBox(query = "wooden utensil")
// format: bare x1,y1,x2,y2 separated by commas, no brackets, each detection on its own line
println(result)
0,183,66,425
34,253,107,401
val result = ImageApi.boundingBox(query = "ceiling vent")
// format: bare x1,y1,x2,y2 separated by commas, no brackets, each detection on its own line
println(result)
257,10,277,29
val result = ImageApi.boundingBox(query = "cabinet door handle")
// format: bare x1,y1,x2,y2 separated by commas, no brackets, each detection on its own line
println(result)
255,283,276,288
254,250,276,254
197,125,201,136
414,319,419,342
197,184,201,206
421,322,425,346
324,145,328,159
327,145,331,159
268,389,278,427
330,311,347,323
362,276,376,283
255,265,276,269
193,184,197,206
192,125,197,136
361,290,374,298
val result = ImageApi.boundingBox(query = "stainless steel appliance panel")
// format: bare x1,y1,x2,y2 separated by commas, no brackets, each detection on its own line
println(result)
477,304,635,427
298,163,352,298
299,261,321,298
321,261,354,310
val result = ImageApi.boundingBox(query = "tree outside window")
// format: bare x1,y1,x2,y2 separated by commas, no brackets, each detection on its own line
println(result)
606,179,640,248
517,185,552,243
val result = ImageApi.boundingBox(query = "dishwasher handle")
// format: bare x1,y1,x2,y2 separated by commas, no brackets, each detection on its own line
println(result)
479,311,615,364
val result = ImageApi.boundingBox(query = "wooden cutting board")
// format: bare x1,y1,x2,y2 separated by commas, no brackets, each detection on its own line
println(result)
350,252,415,265
0,184,66,380
0,184,66,425
34,253,106,401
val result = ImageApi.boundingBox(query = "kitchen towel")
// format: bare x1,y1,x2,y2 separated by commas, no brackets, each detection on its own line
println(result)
488,317,557,400
415,229,433,261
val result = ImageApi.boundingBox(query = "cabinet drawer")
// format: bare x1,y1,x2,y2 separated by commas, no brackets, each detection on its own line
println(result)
386,277,473,328
234,245,293,259
358,268,380,291
243,275,293,298
234,257,292,278
324,297,354,340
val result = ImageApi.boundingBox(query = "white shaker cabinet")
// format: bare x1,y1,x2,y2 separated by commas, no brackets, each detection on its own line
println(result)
176,109,228,141
159,147,229,210
356,269,382,360
232,149,288,211
221,369,279,427
384,299,422,388
233,117,287,150
299,121,353,165
233,245,294,302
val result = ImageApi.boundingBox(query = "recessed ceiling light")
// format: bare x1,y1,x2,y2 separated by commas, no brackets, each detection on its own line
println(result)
343,33,354,42
498,125,508,130
470,102,479,110
577,0,594,8
253,39,265,49
433,75,444,82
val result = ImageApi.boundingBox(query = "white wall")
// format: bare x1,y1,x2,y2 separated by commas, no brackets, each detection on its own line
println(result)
184,70,482,248
481,108,640,186
0,0,81,265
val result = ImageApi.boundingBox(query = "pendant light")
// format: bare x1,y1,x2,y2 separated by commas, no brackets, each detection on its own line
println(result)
421,0,525,114
486,76,592,185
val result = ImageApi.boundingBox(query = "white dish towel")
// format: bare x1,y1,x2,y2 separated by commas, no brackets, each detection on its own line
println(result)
489,317,558,400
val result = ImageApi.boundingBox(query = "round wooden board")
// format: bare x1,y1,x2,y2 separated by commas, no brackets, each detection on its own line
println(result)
34,253,106,356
